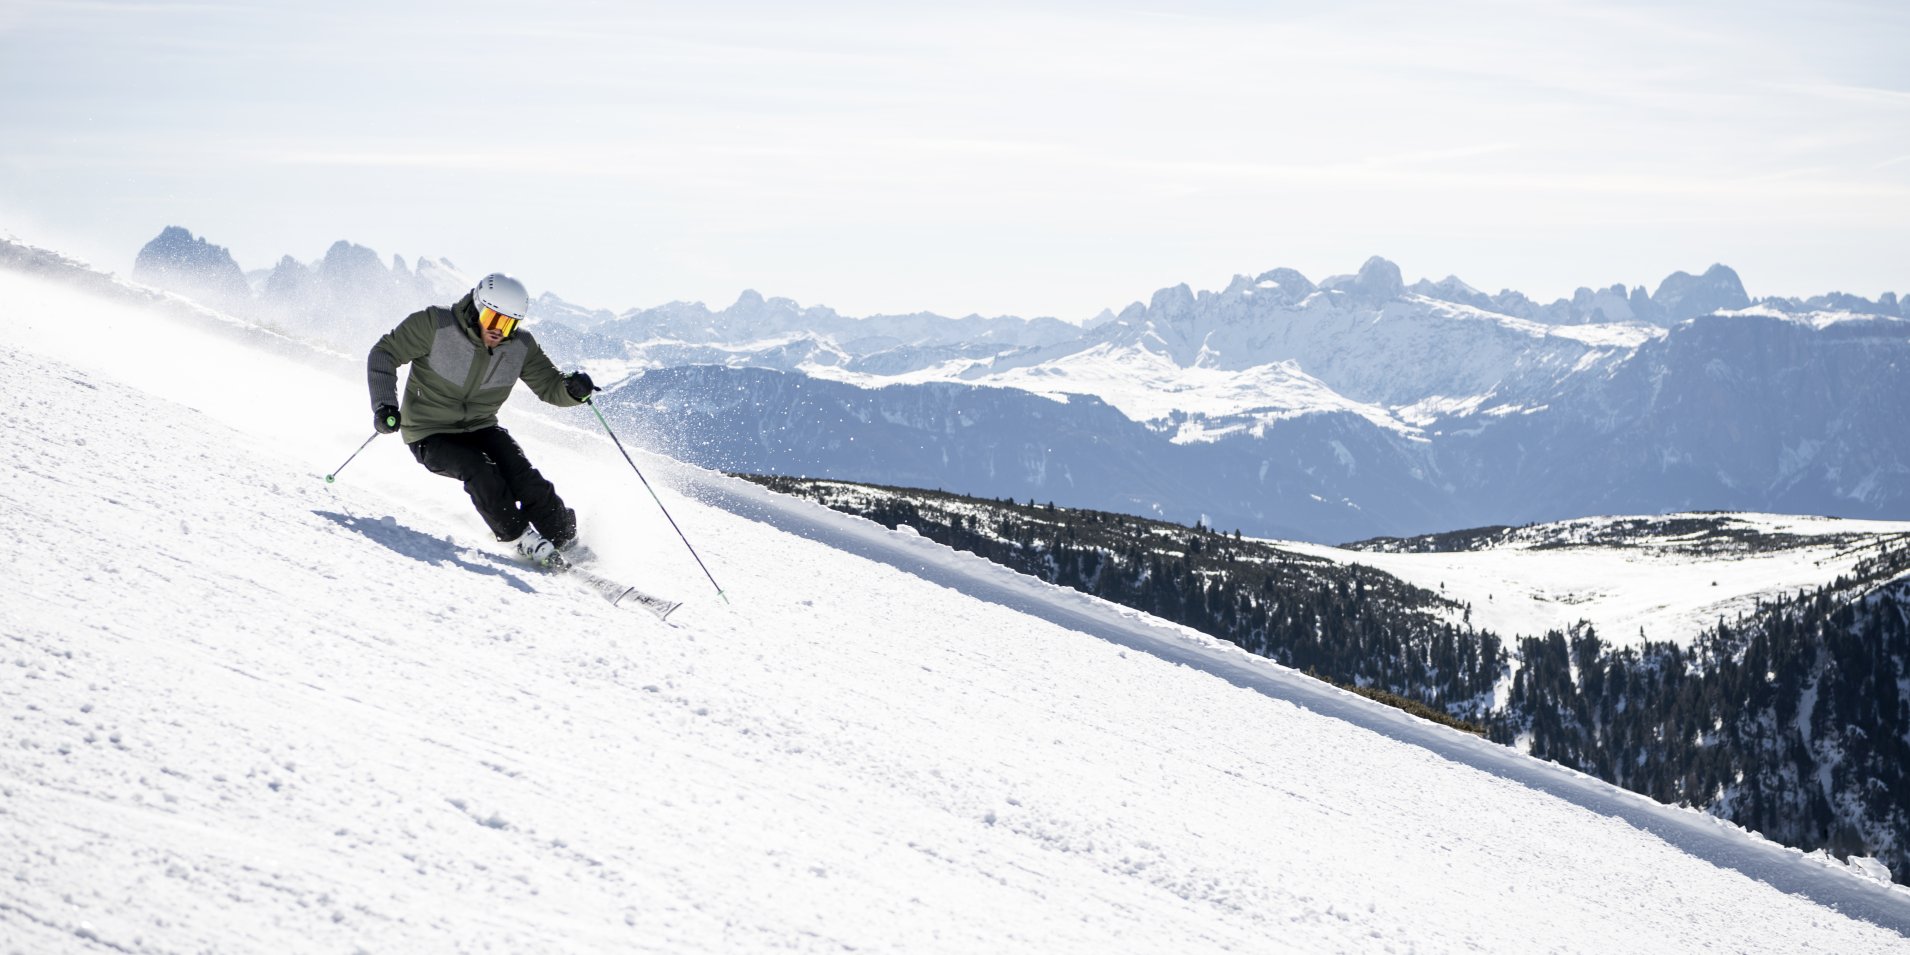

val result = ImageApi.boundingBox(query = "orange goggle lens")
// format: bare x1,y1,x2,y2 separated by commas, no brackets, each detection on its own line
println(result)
479,306,520,337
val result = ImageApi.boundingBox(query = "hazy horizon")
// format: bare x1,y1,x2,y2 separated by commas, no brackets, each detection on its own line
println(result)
5,0,1906,320
99,222,1829,322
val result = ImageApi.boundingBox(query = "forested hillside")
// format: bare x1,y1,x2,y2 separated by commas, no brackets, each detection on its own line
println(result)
740,476,1506,728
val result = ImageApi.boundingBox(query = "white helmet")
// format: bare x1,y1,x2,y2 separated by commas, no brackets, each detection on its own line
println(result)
472,272,530,320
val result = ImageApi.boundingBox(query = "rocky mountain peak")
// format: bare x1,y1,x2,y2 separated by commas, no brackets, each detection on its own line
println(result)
131,226,250,304
1251,268,1318,305
1354,256,1405,300
1318,257,1405,303
1410,275,1494,311
1149,283,1197,318
1652,263,1750,323
319,240,383,277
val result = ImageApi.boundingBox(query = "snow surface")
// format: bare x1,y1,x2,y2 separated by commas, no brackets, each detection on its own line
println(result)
5,266,1910,952
1283,514,1910,648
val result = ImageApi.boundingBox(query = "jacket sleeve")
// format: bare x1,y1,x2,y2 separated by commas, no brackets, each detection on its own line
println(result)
367,309,437,409
517,333,585,408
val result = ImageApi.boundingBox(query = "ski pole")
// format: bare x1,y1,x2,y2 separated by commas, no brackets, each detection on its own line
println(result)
585,398,729,604
324,431,383,484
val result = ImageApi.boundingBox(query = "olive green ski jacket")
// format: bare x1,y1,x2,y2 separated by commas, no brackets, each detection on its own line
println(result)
367,294,582,444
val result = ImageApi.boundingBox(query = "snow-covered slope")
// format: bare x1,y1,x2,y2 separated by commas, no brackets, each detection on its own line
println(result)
5,264,1910,952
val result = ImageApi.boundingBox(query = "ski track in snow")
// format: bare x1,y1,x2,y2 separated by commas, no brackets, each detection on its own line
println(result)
2,267,1908,953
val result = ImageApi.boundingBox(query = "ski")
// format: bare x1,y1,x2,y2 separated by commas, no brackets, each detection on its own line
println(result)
529,551,682,621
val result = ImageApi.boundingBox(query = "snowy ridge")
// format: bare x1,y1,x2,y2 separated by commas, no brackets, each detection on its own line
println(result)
808,342,1417,441
5,260,1910,951
801,269,1662,429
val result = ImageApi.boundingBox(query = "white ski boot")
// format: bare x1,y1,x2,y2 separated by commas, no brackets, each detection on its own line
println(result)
513,527,558,566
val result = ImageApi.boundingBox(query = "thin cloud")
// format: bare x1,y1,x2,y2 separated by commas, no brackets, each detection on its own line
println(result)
6,0,1908,318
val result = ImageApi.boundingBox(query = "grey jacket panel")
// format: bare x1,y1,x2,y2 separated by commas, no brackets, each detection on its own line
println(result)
480,345,528,390
428,316,480,386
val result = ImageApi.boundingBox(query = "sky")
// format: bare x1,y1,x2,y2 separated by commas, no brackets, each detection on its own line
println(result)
5,259,1909,950
3,0,1908,320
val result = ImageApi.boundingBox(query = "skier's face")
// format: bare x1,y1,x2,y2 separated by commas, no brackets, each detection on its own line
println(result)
477,306,518,347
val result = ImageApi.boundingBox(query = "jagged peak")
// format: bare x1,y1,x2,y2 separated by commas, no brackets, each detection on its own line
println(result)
1652,263,1750,322
131,226,248,299
1357,256,1403,290
1318,257,1403,302
1253,267,1316,295
1653,263,1745,298
136,225,237,263
1149,283,1196,314
1255,267,1306,285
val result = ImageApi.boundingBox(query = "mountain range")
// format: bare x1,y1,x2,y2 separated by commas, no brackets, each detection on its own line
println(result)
127,226,1910,542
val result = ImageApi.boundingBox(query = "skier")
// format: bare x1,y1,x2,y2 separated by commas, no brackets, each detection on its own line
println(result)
366,272,597,564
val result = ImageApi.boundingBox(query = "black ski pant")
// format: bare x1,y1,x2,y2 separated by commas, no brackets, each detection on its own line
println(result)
408,426,576,545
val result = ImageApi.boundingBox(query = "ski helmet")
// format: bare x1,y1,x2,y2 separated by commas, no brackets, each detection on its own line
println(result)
472,273,530,320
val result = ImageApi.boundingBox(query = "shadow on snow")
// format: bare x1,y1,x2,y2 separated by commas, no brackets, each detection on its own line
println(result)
314,510,535,594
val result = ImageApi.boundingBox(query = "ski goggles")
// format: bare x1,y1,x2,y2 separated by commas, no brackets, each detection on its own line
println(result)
478,306,521,338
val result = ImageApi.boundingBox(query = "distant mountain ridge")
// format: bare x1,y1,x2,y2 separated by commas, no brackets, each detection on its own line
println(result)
126,226,1908,363
126,226,1081,362
125,227,1910,541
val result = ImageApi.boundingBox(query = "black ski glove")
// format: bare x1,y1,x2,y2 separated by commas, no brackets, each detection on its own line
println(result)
373,404,401,434
564,372,599,401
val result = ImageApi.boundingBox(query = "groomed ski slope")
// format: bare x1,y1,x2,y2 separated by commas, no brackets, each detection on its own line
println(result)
2,266,1907,953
